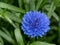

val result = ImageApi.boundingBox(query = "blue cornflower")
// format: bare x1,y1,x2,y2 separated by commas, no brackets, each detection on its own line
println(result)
21,11,50,38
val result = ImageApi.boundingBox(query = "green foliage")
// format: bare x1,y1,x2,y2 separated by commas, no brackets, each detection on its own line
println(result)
36,0,43,10
0,0,60,45
30,41,55,45
0,2,25,13
14,28,24,45
30,0,35,11
0,37,4,45
0,30,15,44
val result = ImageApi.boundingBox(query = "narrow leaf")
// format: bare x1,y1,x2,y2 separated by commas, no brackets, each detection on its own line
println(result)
0,37,4,45
47,2,55,18
2,27,11,36
30,41,55,45
43,4,56,19
58,18,60,45
18,0,22,8
5,11,22,23
52,12,59,21
3,15,16,28
36,0,43,10
14,28,24,45
44,5,59,21
29,0,35,11
0,2,25,13
0,30,15,44
24,0,29,11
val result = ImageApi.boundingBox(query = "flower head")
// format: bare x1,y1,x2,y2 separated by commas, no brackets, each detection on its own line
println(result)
21,11,50,38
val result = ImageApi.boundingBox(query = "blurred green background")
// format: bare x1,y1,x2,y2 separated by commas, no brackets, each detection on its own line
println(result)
0,0,60,45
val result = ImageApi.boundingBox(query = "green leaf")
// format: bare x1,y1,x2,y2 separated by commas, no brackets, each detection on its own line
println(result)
58,18,60,45
30,41,55,45
0,8,4,18
3,14,16,28
0,2,25,13
0,37,4,45
0,8,22,23
2,27,11,36
43,4,59,21
47,2,55,18
23,0,29,11
36,0,43,10
52,12,59,21
18,0,22,8
30,0,35,11
5,11,22,23
2,0,14,4
0,30,15,44
14,28,24,45
54,0,60,6
0,9,20,28
43,4,55,19
0,14,3,18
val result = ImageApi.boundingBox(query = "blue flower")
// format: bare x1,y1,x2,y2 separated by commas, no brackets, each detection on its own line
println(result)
21,11,50,38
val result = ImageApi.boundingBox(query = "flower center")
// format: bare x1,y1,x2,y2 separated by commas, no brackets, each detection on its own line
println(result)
33,18,38,28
